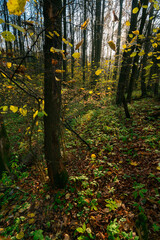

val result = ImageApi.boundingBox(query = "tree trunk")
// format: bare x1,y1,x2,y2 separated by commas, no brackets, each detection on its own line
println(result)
113,0,123,82
43,0,68,188
116,0,139,105
127,0,149,102
63,0,67,81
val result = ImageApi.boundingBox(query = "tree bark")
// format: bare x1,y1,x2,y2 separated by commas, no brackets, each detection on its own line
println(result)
116,0,139,105
43,0,68,188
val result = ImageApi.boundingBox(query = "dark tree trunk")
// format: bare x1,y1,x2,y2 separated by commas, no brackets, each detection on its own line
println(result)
91,0,102,86
140,3,154,97
43,0,68,188
127,0,149,102
116,0,139,105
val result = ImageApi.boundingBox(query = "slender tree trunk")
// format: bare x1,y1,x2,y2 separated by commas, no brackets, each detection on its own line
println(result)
127,0,149,102
82,0,87,86
113,0,123,82
141,4,154,97
69,3,74,79
116,0,139,105
43,0,68,188
63,0,67,81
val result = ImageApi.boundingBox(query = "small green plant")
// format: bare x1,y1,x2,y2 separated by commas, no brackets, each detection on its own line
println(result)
75,223,94,239
153,223,160,232
107,218,120,239
107,218,139,240
133,182,147,199
105,199,118,211
90,199,98,211
31,229,44,240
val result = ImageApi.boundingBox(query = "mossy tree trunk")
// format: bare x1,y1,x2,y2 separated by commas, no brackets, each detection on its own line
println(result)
43,0,68,188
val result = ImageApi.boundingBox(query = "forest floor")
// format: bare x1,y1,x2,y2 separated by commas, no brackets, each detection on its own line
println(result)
0,94,160,240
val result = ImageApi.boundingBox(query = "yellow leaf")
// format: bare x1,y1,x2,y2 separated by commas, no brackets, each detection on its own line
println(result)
152,43,157,48
16,231,24,239
26,75,32,80
7,0,27,16
132,7,139,14
62,37,68,44
157,56,160,60
126,21,130,26
19,108,27,116
81,18,90,29
7,62,12,68
53,31,60,37
108,41,116,51
149,16,154,20
75,39,84,50
122,44,127,49
148,52,153,57
95,69,102,75
1,73,7,78
68,42,73,47
89,90,93,94
33,110,38,119
2,31,15,42
48,31,54,37
129,34,133,38
10,105,18,113
91,154,96,159
130,161,138,166
138,50,145,56
55,69,65,73
50,47,64,53
157,166,160,170
142,5,148,8
153,28,158,33
3,106,8,112
132,30,139,35
154,3,159,10
130,52,137,57
72,52,80,59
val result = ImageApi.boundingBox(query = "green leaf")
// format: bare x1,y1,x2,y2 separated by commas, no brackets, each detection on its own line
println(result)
76,227,85,233
1,31,15,42
10,23,26,33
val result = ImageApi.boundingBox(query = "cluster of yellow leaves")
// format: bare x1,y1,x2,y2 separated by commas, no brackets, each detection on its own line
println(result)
7,0,28,16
